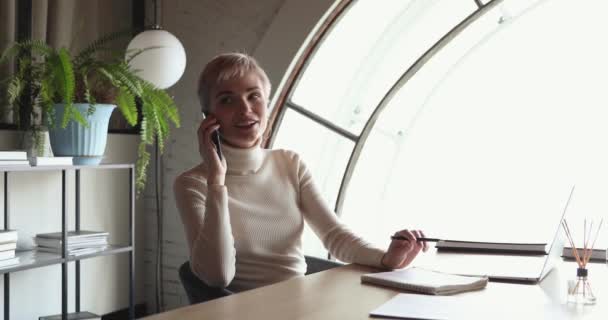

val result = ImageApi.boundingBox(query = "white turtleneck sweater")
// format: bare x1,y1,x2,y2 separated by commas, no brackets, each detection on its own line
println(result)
174,144,385,292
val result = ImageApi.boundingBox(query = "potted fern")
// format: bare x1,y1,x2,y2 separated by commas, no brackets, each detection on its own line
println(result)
0,33,180,192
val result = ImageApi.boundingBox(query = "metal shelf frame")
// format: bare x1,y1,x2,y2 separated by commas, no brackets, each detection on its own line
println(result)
1,164,135,320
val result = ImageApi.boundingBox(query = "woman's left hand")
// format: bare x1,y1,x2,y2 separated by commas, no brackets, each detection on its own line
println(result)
381,229,428,269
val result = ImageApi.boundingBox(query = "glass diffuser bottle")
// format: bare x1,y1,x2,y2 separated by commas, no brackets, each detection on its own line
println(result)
567,267,596,305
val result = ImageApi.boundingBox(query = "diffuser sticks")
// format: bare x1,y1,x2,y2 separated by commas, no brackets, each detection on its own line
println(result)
562,218,604,268
562,218,603,305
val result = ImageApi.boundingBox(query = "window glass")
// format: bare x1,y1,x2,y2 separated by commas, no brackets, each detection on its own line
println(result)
292,0,475,135
341,0,608,250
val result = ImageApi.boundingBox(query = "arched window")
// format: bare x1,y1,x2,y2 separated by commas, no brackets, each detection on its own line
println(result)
267,0,608,258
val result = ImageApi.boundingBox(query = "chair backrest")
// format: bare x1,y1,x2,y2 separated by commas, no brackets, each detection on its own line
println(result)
304,255,343,275
178,256,343,305
178,262,233,305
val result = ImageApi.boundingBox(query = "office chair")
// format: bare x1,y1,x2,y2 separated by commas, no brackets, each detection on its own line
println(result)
303,255,343,275
179,256,343,305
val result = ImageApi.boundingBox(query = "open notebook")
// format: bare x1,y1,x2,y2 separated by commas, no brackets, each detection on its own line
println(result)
361,267,488,295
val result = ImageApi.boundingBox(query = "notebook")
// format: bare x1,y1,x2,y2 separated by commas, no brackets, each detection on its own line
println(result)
361,267,488,295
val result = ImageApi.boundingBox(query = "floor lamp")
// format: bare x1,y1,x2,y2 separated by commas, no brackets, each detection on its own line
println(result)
126,0,186,312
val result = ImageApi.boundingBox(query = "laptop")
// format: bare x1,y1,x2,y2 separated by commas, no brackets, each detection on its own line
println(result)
417,185,575,284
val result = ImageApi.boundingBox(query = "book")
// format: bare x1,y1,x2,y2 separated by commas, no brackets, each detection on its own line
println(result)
38,246,108,256
0,257,19,268
0,150,27,160
361,267,488,295
0,160,30,166
0,242,17,252
0,250,15,260
29,156,73,166
39,311,100,320
35,230,109,240
0,230,18,243
37,245,108,256
34,237,108,249
562,247,606,262
435,240,548,255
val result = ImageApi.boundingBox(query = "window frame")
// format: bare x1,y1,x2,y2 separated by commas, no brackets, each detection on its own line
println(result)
264,0,503,216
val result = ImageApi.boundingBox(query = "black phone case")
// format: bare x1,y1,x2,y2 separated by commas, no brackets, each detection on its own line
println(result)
203,112,222,160
211,130,222,160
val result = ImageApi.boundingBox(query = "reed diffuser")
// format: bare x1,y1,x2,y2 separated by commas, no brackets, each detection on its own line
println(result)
562,218,603,305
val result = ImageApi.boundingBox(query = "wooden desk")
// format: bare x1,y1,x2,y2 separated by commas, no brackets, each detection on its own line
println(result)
143,260,607,319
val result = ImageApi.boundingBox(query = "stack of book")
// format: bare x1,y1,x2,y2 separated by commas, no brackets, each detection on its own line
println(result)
0,151,29,166
0,230,19,268
35,230,109,256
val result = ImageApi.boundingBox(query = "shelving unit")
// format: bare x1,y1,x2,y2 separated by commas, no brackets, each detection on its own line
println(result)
0,164,135,320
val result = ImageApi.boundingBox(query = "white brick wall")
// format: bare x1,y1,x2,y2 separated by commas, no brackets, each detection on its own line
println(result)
142,0,335,313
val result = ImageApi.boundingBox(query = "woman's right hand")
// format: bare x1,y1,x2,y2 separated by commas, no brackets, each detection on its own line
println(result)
198,115,226,185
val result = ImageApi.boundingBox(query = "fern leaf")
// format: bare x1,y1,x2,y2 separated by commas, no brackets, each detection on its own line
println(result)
150,99,168,152
135,141,150,195
125,45,162,64
81,70,96,106
152,88,180,127
141,102,158,145
20,40,53,56
99,63,143,98
146,94,172,151
48,48,76,127
60,103,72,128
7,76,23,105
116,89,138,126
0,44,20,66
0,40,52,66
38,77,55,127
58,48,76,104
44,102,57,129
71,106,88,127
74,29,131,65
112,63,144,96
97,66,119,87
139,81,180,126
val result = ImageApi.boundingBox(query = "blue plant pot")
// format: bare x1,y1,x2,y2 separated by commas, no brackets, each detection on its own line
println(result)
49,103,116,165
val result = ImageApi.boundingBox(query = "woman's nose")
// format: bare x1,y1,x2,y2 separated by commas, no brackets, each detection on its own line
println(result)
237,97,253,113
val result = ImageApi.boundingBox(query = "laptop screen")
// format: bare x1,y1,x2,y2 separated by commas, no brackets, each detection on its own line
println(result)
537,185,575,280
415,185,575,283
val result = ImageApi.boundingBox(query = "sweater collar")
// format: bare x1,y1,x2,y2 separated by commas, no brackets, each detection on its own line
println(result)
222,143,264,175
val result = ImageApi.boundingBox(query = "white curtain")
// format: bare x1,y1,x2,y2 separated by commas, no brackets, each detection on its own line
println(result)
35,0,132,53
0,0,16,124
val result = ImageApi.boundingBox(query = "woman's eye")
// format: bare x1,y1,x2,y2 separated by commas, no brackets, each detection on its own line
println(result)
249,92,262,100
219,96,233,104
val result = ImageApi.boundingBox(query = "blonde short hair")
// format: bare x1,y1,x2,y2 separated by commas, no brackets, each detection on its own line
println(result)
197,52,272,114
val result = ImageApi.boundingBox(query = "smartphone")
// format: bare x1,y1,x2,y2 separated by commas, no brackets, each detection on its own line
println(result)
202,112,222,160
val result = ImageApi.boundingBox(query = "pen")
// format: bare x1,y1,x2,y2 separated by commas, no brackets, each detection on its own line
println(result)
390,236,441,242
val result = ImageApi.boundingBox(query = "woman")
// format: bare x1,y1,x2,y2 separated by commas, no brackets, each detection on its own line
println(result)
174,52,427,295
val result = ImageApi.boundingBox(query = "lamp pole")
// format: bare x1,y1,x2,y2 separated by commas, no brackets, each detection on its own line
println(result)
128,0,186,313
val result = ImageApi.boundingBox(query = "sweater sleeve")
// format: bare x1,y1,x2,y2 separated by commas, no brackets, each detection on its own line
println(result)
292,154,385,268
173,170,236,287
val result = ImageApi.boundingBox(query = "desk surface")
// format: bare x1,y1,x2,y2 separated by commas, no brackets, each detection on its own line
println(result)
144,260,607,320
